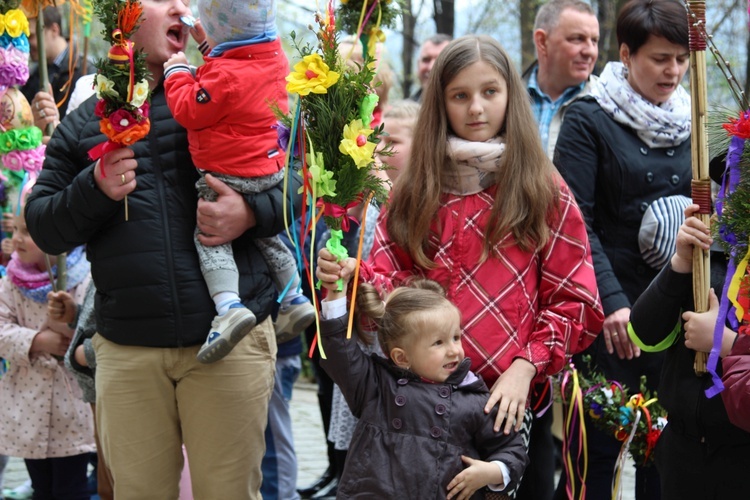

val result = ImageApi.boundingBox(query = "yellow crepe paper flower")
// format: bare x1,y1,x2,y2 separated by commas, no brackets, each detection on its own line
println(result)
95,75,118,99
339,119,375,168
2,10,30,38
130,79,149,108
286,53,340,96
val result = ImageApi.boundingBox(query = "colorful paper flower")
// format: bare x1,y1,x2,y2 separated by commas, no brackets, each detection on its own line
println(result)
286,53,340,96
339,119,375,168
307,149,337,198
2,10,30,38
130,79,149,108
95,75,118,99
109,108,138,132
723,110,750,140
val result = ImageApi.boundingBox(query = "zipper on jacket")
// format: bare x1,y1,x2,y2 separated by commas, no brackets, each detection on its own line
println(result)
149,129,185,347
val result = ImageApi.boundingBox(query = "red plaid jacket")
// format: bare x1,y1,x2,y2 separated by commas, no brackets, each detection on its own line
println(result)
359,179,603,387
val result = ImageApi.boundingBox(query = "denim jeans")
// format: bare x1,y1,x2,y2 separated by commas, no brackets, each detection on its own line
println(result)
261,355,302,500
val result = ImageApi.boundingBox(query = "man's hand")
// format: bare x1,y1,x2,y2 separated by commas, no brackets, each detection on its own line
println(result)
94,147,138,201
446,456,504,500
31,87,60,133
196,174,255,246
603,307,640,359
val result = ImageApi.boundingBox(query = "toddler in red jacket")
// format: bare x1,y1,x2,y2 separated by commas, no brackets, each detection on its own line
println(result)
163,0,313,363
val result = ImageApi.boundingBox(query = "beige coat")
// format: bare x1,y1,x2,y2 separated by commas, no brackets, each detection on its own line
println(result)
0,276,95,459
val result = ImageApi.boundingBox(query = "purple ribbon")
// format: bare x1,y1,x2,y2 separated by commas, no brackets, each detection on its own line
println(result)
706,136,746,398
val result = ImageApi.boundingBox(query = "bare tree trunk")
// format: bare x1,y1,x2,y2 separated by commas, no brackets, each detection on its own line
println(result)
597,0,627,72
433,0,455,36
520,0,543,71
401,0,417,98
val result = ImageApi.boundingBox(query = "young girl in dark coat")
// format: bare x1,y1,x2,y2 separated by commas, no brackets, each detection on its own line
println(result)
316,274,528,499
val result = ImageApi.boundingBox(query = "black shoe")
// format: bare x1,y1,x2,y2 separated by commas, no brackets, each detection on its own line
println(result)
310,477,338,499
297,468,335,498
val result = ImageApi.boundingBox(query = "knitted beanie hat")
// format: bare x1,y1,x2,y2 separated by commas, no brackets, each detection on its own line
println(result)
198,0,276,45
639,195,692,270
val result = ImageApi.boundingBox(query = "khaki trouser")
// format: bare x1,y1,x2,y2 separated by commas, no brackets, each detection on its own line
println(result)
93,318,277,500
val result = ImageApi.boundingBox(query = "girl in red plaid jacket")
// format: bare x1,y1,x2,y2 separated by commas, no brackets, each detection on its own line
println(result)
317,35,604,480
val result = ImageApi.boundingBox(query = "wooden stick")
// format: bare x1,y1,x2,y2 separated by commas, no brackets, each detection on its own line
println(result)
687,0,710,375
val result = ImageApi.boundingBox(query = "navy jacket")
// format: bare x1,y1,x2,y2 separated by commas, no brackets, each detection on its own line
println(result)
25,82,302,348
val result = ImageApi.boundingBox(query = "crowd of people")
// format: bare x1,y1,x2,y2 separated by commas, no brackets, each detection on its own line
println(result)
1,0,750,499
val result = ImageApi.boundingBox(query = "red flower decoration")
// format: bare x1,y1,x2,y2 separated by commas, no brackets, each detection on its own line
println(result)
723,110,750,139
94,99,107,118
109,108,138,132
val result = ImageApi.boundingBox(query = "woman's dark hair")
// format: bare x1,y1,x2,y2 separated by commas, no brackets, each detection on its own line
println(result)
617,0,688,54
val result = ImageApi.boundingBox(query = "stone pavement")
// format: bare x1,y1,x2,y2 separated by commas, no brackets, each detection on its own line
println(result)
2,380,634,498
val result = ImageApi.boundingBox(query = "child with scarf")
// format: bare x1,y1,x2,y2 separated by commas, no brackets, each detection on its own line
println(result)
0,207,93,499
162,0,313,364
316,34,603,498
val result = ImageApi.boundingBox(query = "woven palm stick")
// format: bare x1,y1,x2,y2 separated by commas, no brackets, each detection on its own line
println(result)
687,0,710,375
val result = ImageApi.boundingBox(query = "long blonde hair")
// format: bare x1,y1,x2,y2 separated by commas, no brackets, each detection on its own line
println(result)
387,35,559,267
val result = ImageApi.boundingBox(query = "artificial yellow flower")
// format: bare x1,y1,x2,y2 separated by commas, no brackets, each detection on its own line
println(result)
130,79,149,108
339,119,375,168
95,75,118,99
286,54,340,96
3,10,30,38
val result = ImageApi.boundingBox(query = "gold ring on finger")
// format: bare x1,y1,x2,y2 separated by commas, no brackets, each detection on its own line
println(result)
39,109,46,118
612,331,619,337
121,173,126,185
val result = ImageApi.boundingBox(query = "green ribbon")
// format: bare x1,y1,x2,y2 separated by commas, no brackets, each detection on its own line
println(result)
316,229,350,292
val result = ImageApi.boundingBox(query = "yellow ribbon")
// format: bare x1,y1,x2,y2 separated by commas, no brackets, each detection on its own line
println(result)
728,244,750,322
563,370,588,500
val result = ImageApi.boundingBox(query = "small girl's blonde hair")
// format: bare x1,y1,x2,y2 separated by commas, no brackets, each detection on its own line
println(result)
355,279,459,355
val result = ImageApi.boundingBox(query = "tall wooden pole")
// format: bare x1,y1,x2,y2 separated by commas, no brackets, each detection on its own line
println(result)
687,0,710,375
36,7,66,290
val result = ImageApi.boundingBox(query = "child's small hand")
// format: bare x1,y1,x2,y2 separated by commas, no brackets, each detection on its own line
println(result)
47,290,77,324
682,288,737,357
671,204,711,274
74,344,88,367
446,456,503,500
316,249,356,292
164,51,188,70
30,329,71,357
1,212,12,233
1,237,12,256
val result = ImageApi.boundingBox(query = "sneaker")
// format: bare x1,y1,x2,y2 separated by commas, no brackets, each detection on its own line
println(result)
4,480,33,500
274,296,316,344
197,304,257,364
